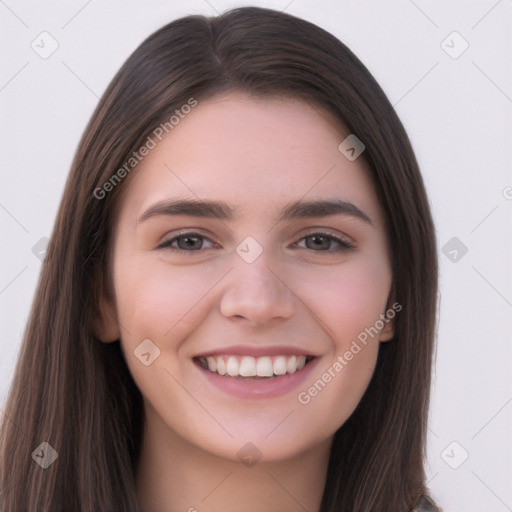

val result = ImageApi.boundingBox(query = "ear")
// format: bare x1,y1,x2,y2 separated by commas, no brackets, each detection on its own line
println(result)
92,286,121,343
379,296,399,343
379,315,395,342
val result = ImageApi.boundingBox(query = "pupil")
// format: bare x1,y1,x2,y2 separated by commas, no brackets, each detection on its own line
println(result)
307,235,330,250
179,236,202,250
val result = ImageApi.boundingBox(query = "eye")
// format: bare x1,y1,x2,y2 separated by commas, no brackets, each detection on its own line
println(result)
157,231,352,254
158,233,216,252
294,233,353,252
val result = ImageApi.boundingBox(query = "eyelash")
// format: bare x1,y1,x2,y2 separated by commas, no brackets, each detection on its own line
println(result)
157,231,354,255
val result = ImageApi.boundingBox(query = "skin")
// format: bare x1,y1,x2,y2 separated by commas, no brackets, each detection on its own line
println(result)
96,91,395,512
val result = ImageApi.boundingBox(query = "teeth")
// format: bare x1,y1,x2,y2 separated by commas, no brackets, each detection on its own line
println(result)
286,355,297,374
256,356,273,377
239,356,256,377
227,356,239,376
273,356,287,375
217,358,227,376
206,356,217,372
198,354,309,377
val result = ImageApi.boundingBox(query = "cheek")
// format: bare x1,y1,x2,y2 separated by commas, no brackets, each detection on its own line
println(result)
298,256,391,427
111,257,215,412
293,258,391,436
112,254,229,359
295,255,392,346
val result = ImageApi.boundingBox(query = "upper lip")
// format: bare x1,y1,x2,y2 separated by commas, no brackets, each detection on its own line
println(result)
193,345,318,358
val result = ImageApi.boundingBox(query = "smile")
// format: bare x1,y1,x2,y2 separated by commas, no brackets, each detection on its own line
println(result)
196,354,314,379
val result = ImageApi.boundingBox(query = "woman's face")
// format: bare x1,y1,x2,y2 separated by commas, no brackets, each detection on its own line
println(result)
102,91,394,463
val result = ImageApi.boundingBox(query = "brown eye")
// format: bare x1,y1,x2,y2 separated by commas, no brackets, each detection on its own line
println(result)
175,235,204,250
305,235,332,250
159,233,215,252
296,234,353,252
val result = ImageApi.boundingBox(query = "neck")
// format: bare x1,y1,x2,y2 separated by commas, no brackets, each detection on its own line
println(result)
135,405,332,512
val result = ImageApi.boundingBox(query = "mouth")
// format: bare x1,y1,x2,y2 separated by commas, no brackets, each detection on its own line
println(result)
194,354,316,380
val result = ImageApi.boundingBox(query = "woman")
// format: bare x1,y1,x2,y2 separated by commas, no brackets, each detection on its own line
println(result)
0,6,440,511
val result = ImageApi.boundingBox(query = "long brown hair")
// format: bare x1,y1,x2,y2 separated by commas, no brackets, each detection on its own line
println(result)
0,7,439,511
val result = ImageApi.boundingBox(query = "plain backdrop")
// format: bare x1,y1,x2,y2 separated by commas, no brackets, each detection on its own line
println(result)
1,1,511,510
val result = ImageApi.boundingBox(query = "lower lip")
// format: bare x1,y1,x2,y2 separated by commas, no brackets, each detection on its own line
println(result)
194,358,319,399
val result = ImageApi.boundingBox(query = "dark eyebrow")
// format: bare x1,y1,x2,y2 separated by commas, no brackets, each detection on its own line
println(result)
138,199,235,223
278,199,373,226
137,198,372,226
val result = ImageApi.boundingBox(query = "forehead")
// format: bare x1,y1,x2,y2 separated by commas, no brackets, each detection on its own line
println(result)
118,91,383,225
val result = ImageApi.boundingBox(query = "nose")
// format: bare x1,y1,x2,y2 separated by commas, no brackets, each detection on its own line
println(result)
219,251,296,325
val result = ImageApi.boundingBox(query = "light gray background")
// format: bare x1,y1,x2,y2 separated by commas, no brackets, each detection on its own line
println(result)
1,1,511,510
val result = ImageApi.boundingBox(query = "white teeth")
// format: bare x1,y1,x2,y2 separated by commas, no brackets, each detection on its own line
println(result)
227,356,239,376
239,356,256,377
217,358,227,375
256,356,273,377
296,355,306,370
273,356,287,375
200,354,311,377
206,356,217,372
286,355,297,374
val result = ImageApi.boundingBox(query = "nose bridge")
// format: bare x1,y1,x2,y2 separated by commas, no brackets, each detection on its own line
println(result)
219,240,295,322
241,257,277,294
233,245,283,300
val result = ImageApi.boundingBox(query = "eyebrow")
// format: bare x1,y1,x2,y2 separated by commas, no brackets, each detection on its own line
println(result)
137,198,373,226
